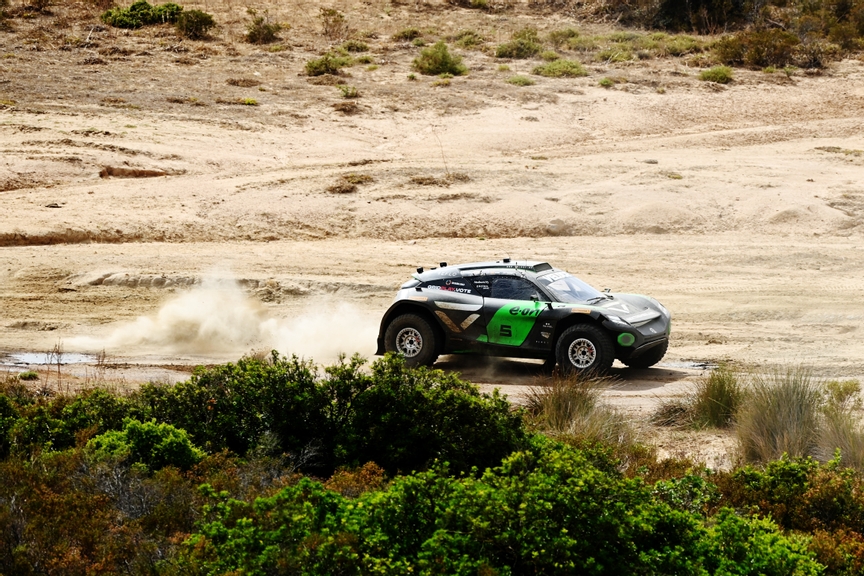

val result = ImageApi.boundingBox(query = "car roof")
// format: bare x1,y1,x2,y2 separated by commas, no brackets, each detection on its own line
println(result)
414,260,555,282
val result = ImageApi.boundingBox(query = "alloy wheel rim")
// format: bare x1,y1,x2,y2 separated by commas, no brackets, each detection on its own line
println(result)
568,338,597,369
396,327,423,358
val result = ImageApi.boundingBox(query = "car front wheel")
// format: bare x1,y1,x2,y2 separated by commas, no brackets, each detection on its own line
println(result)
384,314,439,367
556,324,615,374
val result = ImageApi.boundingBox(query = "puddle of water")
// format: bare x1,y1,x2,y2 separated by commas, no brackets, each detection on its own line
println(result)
6,352,97,365
659,361,718,370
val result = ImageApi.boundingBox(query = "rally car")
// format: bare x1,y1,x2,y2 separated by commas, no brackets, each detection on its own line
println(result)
375,259,671,373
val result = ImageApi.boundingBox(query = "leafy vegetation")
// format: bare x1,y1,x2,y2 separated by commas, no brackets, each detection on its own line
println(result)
9,357,864,573
507,75,535,86
101,0,182,28
174,9,214,40
412,41,467,76
305,52,352,76
245,9,282,44
496,27,543,58
532,58,588,77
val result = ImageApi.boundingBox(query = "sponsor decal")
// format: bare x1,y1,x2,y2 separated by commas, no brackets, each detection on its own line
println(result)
508,305,543,318
541,331,551,339
427,285,473,294
543,271,570,283
445,280,467,287
486,300,544,346
570,308,591,314
408,296,428,301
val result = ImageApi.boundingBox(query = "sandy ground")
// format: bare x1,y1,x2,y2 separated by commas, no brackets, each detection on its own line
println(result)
2,0,864,463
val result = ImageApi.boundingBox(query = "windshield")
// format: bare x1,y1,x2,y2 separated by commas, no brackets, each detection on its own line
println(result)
537,271,605,304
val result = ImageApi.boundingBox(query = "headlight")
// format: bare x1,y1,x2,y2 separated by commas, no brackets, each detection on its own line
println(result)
606,315,630,326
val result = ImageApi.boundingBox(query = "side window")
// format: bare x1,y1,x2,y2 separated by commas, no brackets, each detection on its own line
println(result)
490,277,541,301
471,278,491,297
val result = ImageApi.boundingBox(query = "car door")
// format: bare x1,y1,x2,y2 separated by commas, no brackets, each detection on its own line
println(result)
423,276,487,344
481,276,548,346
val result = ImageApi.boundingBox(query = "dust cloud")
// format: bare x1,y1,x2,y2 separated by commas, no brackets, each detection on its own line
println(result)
70,277,379,361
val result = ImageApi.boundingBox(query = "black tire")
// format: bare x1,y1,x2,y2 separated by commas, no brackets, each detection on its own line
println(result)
384,314,439,367
621,339,668,369
555,324,615,374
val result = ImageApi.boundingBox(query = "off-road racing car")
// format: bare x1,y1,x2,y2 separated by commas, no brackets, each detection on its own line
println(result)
375,260,671,373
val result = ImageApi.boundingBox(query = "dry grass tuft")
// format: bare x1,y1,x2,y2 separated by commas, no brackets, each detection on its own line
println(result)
526,372,635,447
737,366,823,463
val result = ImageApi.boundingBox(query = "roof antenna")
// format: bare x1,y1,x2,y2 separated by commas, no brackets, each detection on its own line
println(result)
503,254,511,263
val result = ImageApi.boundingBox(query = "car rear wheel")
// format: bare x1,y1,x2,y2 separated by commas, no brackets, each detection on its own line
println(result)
384,314,439,367
621,339,668,369
556,324,615,374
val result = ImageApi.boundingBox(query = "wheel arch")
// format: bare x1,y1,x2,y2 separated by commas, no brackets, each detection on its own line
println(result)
551,313,608,348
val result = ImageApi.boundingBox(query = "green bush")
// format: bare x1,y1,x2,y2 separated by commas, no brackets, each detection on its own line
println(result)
496,28,543,58
177,437,822,575
138,353,524,475
341,39,368,52
18,370,38,381
548,27,579,48
533,59,587,77
0,395,17,458
101,0,182,28
392,27,421,41
87,418,204,471
412,41,467,76
305,52,352,76
715,29,800,68
246,14,281,44
451,29,484,48
175,9,215,40
507,75,535,86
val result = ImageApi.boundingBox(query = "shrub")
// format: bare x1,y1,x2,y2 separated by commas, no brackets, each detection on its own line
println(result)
532,59,587,77
175,9,214,40
392,27,421,41
497,40,541,58
87,418,204,472
337,84,359,98
540,49,560,60
548,27,579,48
341,39,368,52
597,45,633,61
0,394,17,458
737,366,823,463
599,76,615,87
526,373,634,447
305,52,352,76
319,7,349,41
246,11,281,44
451,29,484,48
18,370,38,381
412,41,467,76
101,0,181,28
715,29,800,68
178,438,822,576
137,353,525,476
691,365,743,426
507,75,535,86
